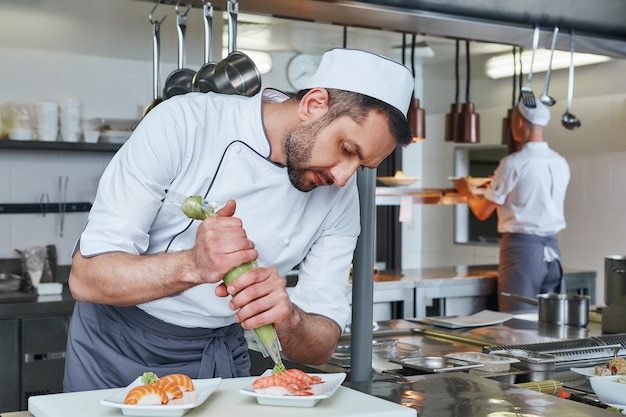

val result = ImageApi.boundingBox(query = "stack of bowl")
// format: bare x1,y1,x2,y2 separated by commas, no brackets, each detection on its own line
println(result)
35,101,59,142
59,98,82,142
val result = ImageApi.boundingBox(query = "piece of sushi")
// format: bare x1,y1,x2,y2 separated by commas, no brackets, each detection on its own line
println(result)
123,385,169,405
159,374,195,392
151,379,184,400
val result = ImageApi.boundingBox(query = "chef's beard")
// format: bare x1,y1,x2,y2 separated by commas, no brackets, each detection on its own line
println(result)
284,120,332,192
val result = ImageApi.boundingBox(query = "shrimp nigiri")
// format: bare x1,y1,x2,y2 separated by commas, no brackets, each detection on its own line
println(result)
124,385,169,405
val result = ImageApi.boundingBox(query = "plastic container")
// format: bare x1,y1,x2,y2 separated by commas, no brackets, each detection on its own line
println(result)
445,352,519,372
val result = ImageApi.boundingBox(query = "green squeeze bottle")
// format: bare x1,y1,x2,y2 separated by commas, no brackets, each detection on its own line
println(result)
181,196,285,374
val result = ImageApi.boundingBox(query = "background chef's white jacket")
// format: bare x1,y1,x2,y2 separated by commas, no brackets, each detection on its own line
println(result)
78,90,360,331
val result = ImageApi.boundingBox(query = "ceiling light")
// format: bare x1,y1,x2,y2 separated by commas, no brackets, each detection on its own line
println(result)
485,49,610,79
222,48,273,74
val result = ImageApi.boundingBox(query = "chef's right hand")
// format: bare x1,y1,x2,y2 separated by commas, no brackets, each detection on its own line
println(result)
191,199,258,285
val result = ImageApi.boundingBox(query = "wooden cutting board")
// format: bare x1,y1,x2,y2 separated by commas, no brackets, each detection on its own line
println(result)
29,376,416,417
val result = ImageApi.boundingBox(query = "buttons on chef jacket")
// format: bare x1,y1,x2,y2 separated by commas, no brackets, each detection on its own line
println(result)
234,143,243,153
283,238,290,246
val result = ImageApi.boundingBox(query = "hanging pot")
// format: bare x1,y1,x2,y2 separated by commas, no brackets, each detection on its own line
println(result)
210,0,261,96
501,46,516,147
192,1,218,93
162,1,195,99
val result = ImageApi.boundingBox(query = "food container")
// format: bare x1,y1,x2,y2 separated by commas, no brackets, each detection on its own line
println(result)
445,352,519,372
590,375,626,406
372,340,421,360
83,118,138,144
468,367,528,384
488,349,559,382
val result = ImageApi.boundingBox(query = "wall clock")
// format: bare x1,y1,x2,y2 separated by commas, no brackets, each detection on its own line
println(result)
286,53,319,91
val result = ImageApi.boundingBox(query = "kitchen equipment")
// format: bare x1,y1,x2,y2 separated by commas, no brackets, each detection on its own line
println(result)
29,376,416,417
519,24,539,108
604,256,626,306
540,26,559,106
561,30,582,129
488,349,559,382
500,292,589,327
501,46,516,149
142,0,166,118
0,273,23,293
454,40,479,143
162,0,194,100
444,39,461,142
390,356,485,373
210,0,261,96
192,1,218,93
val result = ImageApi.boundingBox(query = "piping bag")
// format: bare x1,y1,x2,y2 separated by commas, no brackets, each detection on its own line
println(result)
169,193,285,373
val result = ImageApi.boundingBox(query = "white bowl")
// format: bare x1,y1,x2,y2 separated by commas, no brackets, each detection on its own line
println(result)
9,127,33,141
590,375,626,405
83,130,100,143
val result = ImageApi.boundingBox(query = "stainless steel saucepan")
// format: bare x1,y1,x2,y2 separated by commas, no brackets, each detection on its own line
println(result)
162,0,195,99
501,292,589,327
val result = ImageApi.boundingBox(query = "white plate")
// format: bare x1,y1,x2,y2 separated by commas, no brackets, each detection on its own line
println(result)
100,377,222,416
239,370,347,407
430,310,514,329
377,176,421,187
570,366,614,378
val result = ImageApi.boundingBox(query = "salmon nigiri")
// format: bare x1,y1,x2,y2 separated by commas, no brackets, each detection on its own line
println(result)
124,385,169,405
151,379,184,400
159,374,195,392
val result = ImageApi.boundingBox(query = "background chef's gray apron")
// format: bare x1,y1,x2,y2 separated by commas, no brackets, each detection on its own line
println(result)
63,301,250,392
497,233,564,312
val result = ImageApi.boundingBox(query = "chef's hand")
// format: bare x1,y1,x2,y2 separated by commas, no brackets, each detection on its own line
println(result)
190,199,259,285
216,265,292,331
454,177,475,196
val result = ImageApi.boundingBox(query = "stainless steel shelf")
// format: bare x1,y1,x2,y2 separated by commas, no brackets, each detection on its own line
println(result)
0,140,121,153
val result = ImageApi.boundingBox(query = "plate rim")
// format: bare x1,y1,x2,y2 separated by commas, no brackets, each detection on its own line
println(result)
239,371,347,402
100,377,222,412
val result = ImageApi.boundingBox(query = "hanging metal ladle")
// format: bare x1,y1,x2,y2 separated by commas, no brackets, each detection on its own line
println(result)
561,30,581,130
540,26,559,107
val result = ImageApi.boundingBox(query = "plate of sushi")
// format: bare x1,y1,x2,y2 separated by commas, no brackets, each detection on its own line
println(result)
100,373,221,416
239,368,347,407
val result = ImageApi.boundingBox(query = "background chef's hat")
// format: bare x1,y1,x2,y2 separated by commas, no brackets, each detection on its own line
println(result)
304,48,413,116
517,100,551,126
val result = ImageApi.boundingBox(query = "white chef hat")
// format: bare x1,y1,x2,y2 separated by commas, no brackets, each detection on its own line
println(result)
304,48,413,116
517,100,551,126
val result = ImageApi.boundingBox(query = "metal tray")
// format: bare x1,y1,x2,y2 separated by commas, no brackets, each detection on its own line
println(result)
390,356,485,373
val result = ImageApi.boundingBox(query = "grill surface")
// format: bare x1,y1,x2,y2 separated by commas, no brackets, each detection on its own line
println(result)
483,334,626,369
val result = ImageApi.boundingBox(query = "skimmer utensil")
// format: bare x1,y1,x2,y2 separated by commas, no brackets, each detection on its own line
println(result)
520,25,540,108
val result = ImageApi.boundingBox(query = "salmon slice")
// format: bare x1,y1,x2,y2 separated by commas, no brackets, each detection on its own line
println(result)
159,374,195,392
123,385,169,405
152,379,184,400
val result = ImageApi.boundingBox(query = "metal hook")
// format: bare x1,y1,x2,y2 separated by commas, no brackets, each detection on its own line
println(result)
39,193,50,218
149,0,167,25
175,0,192,17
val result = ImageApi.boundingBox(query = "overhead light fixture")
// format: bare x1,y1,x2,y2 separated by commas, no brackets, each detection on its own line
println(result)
408,34,426,141
222,48,273,74
485,49,610,79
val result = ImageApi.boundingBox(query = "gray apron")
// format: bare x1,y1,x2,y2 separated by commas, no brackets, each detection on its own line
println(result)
497,233,564,312
63,301,250,392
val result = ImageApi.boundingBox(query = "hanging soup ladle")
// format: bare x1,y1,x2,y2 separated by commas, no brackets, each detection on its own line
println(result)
211,0,261,96
192,1,218,92
142,0,166,118
562,30,581,130
540,26,559,107
162,0,194,99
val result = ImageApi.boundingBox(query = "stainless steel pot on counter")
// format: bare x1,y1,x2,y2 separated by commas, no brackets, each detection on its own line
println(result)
605,255,626,306
501,292,589,327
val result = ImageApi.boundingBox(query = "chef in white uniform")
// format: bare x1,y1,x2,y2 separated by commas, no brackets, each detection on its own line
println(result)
63,48,414,391
456,100,570,312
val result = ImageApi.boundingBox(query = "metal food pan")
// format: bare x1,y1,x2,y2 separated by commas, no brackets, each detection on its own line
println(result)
390,356,485,373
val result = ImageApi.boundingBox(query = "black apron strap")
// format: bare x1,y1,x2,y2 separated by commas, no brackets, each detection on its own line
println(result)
63,301,250,392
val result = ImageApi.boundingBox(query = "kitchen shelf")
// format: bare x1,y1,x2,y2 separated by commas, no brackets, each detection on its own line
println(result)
0,139,122,153
376,187,467,206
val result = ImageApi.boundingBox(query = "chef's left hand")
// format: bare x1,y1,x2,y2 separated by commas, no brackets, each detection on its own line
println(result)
215,266,291,330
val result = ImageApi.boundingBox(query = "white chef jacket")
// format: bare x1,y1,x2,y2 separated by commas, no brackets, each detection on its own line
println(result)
78,89,360,330
485,142,570,236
